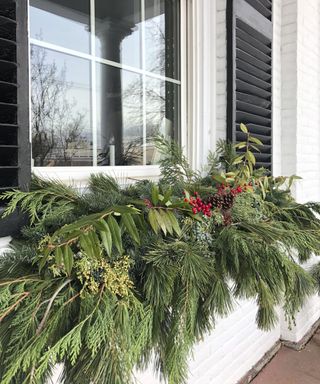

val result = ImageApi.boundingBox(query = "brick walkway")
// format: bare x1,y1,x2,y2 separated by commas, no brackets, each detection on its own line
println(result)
252,329,320,384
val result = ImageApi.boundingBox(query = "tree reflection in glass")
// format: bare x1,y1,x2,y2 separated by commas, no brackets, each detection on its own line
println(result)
31,46,92,166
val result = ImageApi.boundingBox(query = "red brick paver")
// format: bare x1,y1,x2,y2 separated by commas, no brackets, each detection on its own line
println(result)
252,329,320,384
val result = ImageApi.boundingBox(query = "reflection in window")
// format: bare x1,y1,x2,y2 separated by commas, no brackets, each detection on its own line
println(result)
96,64,143,166
30,0,181,167
30,0,90,53
31,46,92,166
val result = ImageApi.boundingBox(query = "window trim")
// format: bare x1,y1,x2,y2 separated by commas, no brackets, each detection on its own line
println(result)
28,0,187,183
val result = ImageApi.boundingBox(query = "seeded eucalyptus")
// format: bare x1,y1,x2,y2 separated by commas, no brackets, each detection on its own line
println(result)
0,127,320,384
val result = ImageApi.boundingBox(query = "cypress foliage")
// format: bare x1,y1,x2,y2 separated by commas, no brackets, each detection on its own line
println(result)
0,128,320,383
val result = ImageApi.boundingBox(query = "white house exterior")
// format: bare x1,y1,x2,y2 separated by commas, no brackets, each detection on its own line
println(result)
1,1,320,383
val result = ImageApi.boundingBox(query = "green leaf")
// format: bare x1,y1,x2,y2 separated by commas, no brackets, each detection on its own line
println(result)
148,209,159,233
289,175,302,188
55,247,63,265
63,245,74,276
162,187,172,204
107,215,122,253
249,136,263,146
99,219,112,257
240,123,248,133
159,209,173,235
121,213,140,244
212,174,226,184
246,150,256,165
151,184,159,206
154,209,167,236
235,142,246,149
250,144,261,153
232,155,245,165
167,211,181,236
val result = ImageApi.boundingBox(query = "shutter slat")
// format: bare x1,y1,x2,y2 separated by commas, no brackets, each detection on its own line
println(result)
237,100,271,117
237,28,271,55
236,111,271,126
236,91,271,109
236,123,271,136
236,49,271,73
236,69,271,91
236,59,271,82
236,131,272,144
244,0,272,19
236,79,271,99
236,38,271,64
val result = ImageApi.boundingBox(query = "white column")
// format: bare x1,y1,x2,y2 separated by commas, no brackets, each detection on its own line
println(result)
187,0,217,170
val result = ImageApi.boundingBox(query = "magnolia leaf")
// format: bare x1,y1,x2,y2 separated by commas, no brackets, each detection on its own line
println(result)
159,209,173,235
232,155,245,165
148,209,159,233
154,209,167,236
249,136,263,146
240,123,248,133
246,150,256,165
63,245,74,276
167,211,181,236
289,175,302,188
235,142,246,149
107,215,122,253
250,144,261,153
121,213,140,244
55,247,63,265
99,220,112,257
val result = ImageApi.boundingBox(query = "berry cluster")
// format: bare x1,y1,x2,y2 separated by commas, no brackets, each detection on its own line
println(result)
184,192,213,217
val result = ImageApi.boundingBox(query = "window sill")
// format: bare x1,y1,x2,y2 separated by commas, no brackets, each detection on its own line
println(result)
33,165,161,186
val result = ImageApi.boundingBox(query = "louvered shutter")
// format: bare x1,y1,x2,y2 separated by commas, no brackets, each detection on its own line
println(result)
0,0,31,236
227,0,273,171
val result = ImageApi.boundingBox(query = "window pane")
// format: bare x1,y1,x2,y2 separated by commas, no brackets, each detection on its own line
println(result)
145,0,180,80
145,77,180,165
31,46,92,166
30,0,90,53
96,64,143,166
95,0,142,69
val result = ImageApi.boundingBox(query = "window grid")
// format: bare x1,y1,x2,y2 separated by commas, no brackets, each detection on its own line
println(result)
30,0,181,168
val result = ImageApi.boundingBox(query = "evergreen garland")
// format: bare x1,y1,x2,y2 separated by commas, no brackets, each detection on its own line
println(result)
0,126,320,383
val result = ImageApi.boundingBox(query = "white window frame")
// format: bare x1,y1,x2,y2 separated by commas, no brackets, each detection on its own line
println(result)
28,0,188,185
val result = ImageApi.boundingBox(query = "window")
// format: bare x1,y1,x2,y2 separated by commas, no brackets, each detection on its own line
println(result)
227,0,273,171
29,0,181,168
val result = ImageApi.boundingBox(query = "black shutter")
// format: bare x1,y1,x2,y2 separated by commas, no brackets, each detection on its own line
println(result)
227,0,273,171
0,0,31,236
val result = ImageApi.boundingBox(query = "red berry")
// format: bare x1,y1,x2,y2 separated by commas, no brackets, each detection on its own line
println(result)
184,198,189,203
192,208,197,214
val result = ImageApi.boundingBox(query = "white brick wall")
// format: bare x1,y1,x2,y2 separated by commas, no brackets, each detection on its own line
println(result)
215,0,227,143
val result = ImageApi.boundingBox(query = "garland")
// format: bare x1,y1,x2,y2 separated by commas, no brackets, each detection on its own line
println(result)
0,125,320,384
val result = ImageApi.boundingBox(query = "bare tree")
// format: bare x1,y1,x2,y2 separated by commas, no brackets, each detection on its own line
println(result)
31,46,86,166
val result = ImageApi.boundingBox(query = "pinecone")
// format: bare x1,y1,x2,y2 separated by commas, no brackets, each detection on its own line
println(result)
222,193,235,210
206,194,223,209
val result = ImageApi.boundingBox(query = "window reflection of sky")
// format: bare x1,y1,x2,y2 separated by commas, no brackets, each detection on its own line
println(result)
30,2,90,53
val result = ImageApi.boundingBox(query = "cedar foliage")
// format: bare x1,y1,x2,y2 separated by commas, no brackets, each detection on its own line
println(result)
1,128,320,383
